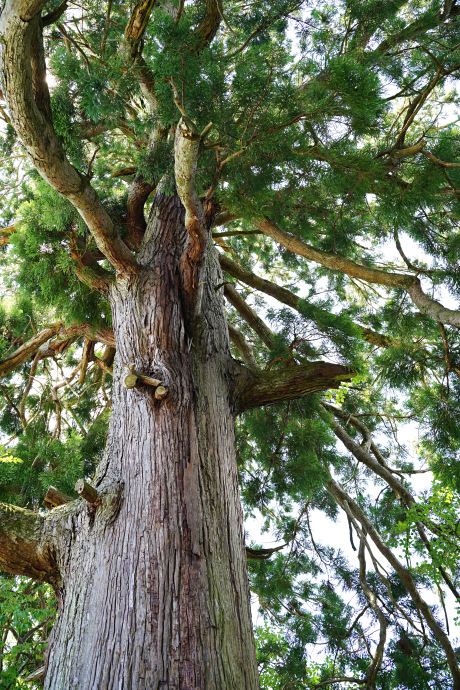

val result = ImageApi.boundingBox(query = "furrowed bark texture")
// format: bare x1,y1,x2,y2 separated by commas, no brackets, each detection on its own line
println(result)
43,193,259,689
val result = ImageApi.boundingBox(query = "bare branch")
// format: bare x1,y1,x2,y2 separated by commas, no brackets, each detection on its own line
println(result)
358,535,387,689
42,1,68,27
228,323,259,370
224,283,274,348
327,478,460,687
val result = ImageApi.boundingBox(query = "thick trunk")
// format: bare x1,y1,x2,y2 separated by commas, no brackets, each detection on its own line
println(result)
44,194,259,689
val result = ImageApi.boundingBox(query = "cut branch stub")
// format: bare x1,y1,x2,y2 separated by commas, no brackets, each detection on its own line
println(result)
123,365,162,390
154,385,168,400
43,486,74,510
75,479,101,505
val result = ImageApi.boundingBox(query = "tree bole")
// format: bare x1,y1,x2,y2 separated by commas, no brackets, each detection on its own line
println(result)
41,194,260,689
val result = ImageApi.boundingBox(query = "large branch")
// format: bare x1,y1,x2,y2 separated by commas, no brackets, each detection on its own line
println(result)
126,174,156,249
235,361,354,412
256,218,460,328
124,0,157,59
219,254,394,348
0,2,137,275
0,323,115,379
175,116,209,318
0,503,59,583
193,0,221,52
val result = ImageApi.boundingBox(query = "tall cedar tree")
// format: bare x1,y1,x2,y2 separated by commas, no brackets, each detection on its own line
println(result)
0,0,460,688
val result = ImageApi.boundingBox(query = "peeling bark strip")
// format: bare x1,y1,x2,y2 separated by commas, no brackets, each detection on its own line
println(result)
0,1,136,275
174,116,209,319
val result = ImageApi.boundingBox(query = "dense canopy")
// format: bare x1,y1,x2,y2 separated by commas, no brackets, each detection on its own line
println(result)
1,0,460,687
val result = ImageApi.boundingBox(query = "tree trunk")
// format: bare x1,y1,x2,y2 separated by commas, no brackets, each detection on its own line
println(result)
44,194,260,689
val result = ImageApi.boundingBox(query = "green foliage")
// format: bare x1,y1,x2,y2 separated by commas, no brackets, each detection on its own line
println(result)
0,576,55,689
0,0,460,685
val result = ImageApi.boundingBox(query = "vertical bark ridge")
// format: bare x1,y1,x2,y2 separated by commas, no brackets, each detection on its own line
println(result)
44,194,259,689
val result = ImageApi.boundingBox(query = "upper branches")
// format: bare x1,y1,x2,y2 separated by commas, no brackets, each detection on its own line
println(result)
256,218,460,329
0,1,137,276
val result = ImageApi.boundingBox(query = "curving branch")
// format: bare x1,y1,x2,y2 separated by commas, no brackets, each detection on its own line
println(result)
0,503,59,584
126,174,156,249
219,254,395,348
358,534,387,689
327,478,460,689
322,402,460,602
235,361,354,412
0,2,137,275
228,323,259,370
255,217,460,328
224,283,274,348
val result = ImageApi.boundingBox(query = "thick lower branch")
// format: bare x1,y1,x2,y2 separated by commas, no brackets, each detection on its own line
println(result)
0,324,115,378
0,503,59,583
235,361,354,412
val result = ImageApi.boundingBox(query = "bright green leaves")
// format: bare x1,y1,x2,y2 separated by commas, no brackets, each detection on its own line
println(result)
0,576,56,689
7,178,111,327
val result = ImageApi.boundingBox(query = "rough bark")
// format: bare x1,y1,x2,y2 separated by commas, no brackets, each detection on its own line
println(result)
0,503,59,583
39,193,260,690
236,361,354,412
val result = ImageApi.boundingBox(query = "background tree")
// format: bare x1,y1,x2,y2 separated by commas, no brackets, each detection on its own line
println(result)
0,0,460,687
